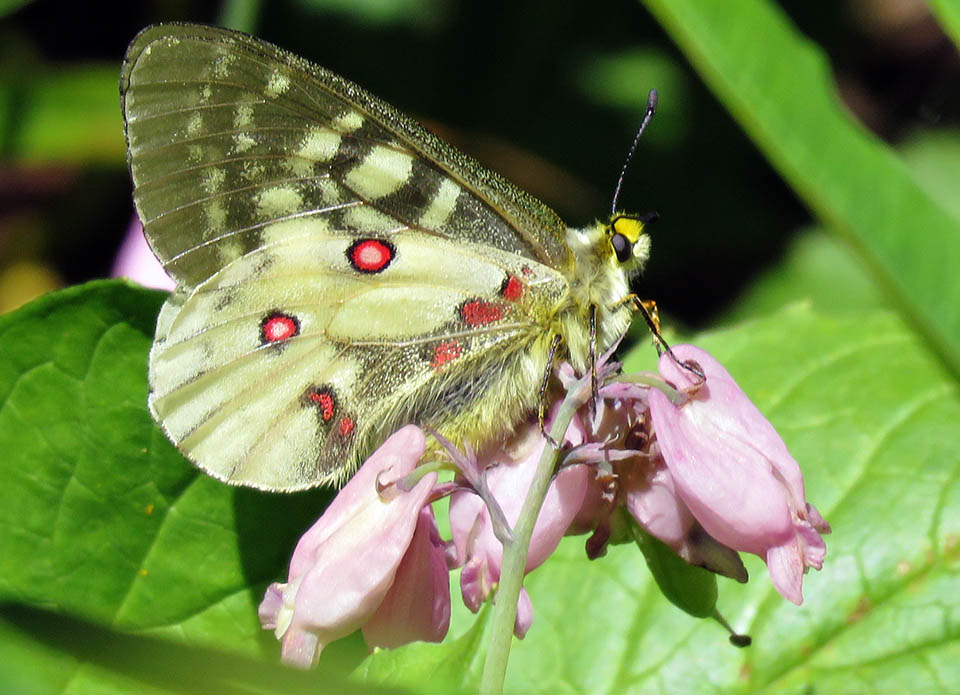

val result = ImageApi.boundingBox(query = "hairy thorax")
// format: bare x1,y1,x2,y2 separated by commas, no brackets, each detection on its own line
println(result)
554,221,648,373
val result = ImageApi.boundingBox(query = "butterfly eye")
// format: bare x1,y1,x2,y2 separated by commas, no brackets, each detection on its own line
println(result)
611,232,632,263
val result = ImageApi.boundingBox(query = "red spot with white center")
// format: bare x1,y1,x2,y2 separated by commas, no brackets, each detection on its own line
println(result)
347,238,395,274
338,417,355,437
260,312,299,344
500,275,523,302
431,340,462,370
460,299,506,326
521,265,534,277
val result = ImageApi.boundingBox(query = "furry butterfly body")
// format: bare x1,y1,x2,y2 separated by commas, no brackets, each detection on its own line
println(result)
122,24,652,491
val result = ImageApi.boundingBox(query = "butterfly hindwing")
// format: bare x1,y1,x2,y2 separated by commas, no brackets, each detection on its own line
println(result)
149,222,567,489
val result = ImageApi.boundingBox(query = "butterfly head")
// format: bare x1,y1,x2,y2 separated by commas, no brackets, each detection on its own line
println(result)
606,211,656,271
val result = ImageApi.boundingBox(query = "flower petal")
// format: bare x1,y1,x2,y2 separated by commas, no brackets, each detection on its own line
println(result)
363,506,451,649
265,425,435,665
650,345,828,604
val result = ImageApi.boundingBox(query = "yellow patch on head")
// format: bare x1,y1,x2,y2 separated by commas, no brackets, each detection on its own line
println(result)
611,216,645,244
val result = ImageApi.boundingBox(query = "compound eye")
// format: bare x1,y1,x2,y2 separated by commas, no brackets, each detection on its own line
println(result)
611,232,632,263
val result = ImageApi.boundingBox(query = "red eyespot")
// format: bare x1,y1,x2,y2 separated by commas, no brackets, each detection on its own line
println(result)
338,417,355,437
347,238,395,274
460,299,505,326
260,312,300,344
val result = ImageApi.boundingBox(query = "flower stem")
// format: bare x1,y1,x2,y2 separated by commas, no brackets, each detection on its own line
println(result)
478,377,587,694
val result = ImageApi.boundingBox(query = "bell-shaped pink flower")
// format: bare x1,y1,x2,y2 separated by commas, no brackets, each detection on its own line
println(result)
258,425,448,666
449,423,588,636
362,505,450,649
649,345,830,604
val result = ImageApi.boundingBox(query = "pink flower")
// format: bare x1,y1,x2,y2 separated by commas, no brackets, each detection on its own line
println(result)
258,426,449,667
449,423,589,637
649,345,830,604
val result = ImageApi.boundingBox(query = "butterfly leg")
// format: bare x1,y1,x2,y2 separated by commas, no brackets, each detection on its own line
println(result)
537,333,563,448
589,304,599,413
615,294,705,382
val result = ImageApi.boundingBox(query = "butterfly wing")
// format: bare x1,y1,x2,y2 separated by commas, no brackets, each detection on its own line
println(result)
149,225,566,490
123,24,571,490
121,23,572,289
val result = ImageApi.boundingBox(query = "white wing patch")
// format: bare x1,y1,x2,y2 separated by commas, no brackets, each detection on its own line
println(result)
419,177,461,229
345,146,414,199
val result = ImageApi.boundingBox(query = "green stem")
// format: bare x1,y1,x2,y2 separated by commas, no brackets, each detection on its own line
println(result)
478,378,587,694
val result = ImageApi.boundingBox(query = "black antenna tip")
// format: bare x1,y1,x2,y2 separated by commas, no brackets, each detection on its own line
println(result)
646,89,659,114
609,87,660,215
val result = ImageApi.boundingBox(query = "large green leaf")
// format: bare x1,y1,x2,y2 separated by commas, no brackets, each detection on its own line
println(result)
641,0,960,380
1,284,956,693
0,282,363,692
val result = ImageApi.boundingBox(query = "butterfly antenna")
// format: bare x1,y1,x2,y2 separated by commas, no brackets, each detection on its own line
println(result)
610,89,658,216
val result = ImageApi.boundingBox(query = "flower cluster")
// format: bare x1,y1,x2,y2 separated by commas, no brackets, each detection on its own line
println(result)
258,345,830,667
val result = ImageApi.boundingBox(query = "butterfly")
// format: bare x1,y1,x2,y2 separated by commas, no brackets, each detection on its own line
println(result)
122,23,657,491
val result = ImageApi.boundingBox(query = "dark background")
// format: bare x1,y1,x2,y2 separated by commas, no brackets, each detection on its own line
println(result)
1,0,957,328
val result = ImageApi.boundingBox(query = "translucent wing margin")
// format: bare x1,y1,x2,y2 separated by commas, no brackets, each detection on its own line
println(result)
121,23,571,289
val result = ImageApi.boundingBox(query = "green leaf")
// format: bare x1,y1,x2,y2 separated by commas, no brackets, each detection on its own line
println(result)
928,0,960,51
0,602,356,695
630,522,718,620
510,306,960,694
292,0,448,31
0,281,349,691
900,129,960,221
357,602,490,693
641,0,960,379
721,229,887,323
2,285,958,693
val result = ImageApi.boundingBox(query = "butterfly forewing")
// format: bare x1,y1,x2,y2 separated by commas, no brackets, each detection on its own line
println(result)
121,24,572,288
